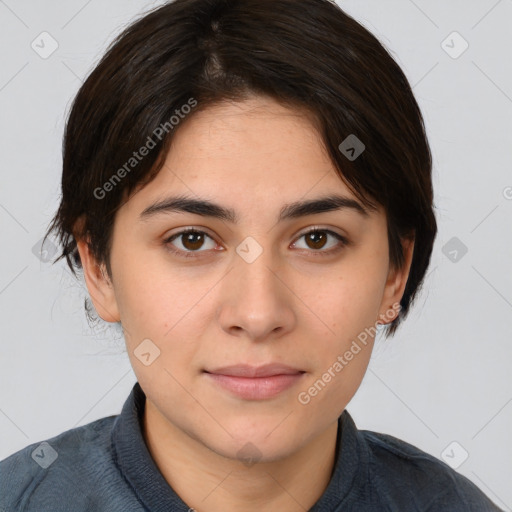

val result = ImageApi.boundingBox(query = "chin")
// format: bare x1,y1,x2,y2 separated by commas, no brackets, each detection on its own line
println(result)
211,435,300,466
204,417,304,462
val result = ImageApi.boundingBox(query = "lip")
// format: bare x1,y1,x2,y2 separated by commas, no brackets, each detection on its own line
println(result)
205,363,303,378
204,364,305,400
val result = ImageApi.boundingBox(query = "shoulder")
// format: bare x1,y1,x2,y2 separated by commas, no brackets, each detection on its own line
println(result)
0,415,120,512
359,429,503,511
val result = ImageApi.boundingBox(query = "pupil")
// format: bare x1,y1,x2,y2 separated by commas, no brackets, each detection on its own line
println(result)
184,232,204,250
308,231,326,249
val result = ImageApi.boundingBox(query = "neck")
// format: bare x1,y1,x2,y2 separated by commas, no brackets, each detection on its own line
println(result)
142,398,339,512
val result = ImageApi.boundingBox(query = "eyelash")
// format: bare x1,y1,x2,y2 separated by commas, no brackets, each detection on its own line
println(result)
163,227,349,259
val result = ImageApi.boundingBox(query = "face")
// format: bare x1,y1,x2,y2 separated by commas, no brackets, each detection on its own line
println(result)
78,96,413,463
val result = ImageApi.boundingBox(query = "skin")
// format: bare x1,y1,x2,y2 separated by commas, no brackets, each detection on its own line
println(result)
76,96,414,512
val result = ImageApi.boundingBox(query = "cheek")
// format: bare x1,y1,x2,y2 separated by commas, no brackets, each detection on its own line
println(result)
115,264,204,388
306,262,387,342
112,251,217,362
110,249,177,341
297,278,379,414
297,255,386,395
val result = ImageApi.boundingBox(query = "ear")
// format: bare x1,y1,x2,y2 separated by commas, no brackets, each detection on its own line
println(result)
377,236,415,325
76,238,120,323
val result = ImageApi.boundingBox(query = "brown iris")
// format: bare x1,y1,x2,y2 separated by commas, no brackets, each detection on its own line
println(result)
181,231,206,251
304,231,328,250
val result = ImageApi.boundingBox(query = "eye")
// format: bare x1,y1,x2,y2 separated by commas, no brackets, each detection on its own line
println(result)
163,228,218,258
292,228,348,256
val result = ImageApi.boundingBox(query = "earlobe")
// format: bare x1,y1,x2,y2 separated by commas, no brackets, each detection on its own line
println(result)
378,237,415,324
75,238,120,323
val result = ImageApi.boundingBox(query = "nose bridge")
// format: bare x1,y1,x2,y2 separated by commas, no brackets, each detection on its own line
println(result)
234,234,283,304
218,235,295,340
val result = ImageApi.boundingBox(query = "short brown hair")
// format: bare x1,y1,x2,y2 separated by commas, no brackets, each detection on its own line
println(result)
44,0,437,337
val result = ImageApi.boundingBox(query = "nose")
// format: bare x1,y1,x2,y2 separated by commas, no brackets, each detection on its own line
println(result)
216,245,296,342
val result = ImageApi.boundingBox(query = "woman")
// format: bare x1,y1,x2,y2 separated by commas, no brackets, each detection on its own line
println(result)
0,0,502,510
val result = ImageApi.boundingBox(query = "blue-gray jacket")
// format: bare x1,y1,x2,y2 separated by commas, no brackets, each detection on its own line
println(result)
0,382,503,511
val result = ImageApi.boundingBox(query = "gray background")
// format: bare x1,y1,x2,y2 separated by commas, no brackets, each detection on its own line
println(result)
0,0,511,508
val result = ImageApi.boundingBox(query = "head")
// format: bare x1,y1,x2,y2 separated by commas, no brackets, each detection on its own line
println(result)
44,0,436,460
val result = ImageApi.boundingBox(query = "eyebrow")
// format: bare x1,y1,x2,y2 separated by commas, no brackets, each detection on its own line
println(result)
139,193,371,223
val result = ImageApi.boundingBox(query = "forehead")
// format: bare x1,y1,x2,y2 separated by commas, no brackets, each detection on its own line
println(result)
122,97,381,220
171,96,323,162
